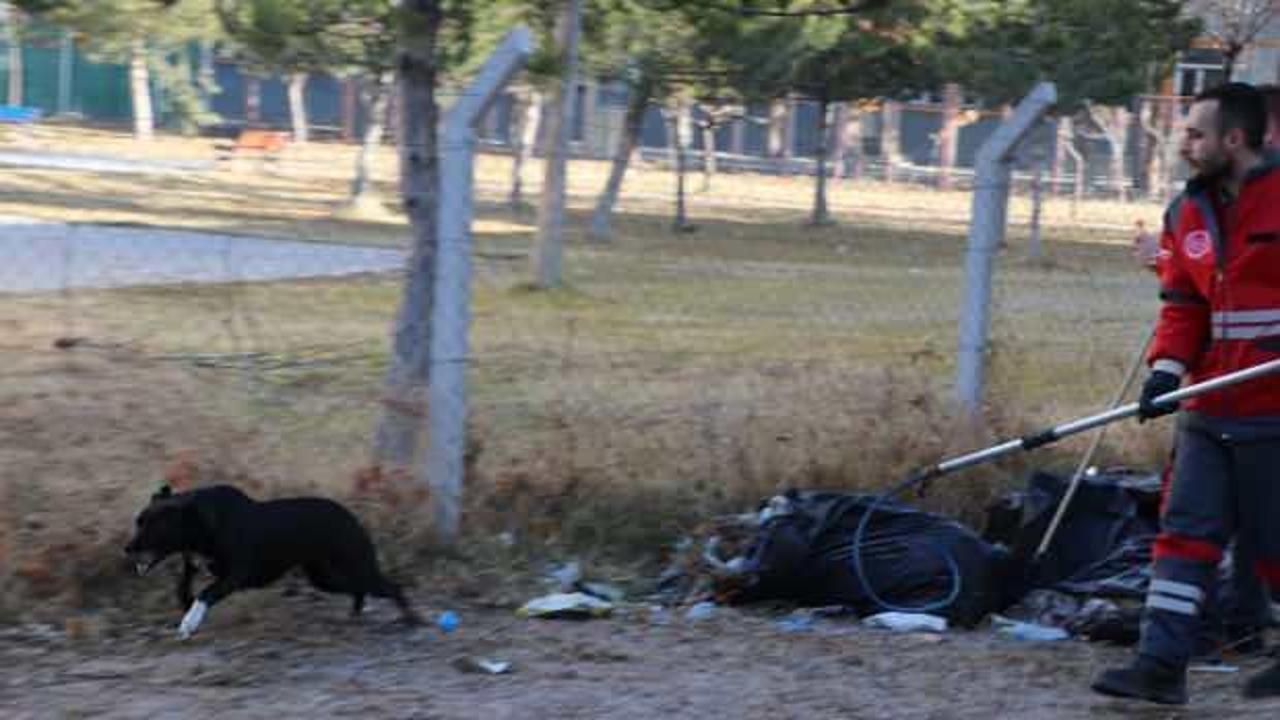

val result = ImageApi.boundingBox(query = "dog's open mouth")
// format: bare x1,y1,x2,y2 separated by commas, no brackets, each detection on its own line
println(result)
129,552,164,576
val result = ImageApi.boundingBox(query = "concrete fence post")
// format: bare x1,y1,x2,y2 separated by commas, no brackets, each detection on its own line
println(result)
955,82,1057,416
424,26,533,541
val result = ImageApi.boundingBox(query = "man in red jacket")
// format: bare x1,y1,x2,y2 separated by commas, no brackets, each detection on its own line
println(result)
1093,82,1280,705
1126,85,1280,664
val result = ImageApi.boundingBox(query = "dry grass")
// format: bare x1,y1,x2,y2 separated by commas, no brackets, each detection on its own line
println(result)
0,125,1176,619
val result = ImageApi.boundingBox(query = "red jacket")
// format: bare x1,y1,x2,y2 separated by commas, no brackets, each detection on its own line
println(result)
1151,157,1280,417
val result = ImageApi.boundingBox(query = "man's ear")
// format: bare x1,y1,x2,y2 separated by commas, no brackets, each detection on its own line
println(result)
1224,126,1247,151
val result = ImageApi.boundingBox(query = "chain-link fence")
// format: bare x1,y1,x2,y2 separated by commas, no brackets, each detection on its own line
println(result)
0,49,1188,569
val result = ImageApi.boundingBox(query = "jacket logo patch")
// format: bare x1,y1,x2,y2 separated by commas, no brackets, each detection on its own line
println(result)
1183,229,1213,260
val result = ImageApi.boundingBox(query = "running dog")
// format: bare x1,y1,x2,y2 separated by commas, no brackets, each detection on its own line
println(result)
125,484,420,639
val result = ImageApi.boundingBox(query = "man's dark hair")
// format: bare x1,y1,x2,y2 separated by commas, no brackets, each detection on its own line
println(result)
1258,83,1280,131
1195,82,1267,150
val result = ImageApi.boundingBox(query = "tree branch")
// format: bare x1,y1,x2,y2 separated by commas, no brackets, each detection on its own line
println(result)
638,0,890,17
739,0,892,16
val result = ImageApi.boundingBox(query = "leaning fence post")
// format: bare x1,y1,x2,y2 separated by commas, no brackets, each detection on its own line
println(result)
424,27,533,542
955,82,1056,416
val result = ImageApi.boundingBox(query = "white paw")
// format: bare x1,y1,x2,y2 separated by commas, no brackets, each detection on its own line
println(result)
177,600,208,640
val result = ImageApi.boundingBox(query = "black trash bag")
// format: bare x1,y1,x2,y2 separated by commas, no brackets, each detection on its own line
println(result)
730,489,1019,627
984,469,1161,597
985,468,1267,647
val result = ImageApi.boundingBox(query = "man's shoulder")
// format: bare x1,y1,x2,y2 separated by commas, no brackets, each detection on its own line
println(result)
1162,190,1190,232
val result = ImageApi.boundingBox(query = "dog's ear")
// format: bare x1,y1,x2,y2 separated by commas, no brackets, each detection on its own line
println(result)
152,484,173,502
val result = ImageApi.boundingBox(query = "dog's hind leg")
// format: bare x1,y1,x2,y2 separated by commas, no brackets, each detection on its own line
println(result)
302,563,367,617
370,576,422,625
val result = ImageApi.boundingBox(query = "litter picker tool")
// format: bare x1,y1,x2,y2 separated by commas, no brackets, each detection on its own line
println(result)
895,356,1280,498
1034,327,1154,561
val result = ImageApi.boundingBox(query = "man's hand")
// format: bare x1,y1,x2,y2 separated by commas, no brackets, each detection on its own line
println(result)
1134,221,1160,272
1138,370,1182,422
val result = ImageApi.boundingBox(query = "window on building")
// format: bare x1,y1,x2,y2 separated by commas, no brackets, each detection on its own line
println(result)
1175,48,1228,96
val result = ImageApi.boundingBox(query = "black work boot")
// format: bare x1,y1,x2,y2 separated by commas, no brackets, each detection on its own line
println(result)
1244,659,1280,699
1092,655,1188,705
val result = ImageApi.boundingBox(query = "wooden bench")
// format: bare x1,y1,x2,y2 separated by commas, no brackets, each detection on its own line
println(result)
215,128,290,165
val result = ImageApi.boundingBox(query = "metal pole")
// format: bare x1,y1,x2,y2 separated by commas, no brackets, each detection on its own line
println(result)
424,27,532,541
956,82,1057,415
919,357,1280,485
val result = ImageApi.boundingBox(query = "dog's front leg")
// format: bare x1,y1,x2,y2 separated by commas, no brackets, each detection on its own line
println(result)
178,576,240,640
175,554,196,609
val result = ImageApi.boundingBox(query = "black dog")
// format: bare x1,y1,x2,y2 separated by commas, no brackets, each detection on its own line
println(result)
125,484,420,638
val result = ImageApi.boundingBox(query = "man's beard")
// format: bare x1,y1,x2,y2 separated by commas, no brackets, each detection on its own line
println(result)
1191,154,1230,183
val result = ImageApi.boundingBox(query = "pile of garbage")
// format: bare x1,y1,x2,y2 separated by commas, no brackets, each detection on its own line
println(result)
650,468,1214,642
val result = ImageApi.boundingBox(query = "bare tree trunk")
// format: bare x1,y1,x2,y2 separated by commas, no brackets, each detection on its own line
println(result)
782,97,795,163
590,77,650,241
579,79,599,155
372,4,442,474
1224,44,1241,81
6,10,22,106
387,82,401,144
671,102,694,233
531,0,581,289
938,83,961,190
1029,159,1044,261
843,107,862,178
701,122,718,192
1162,102,1186,201
56,29,71,114
810,96,833,226
829,102,848,178
1052,116,1067,195
670,103,691,229
1086,103,1131,201
197,39,215,105
128,37,154,141
340,77,357,141
347,76,388,205
510,87,543,210
882,100,901,183
1060,116,1086,216
245,75,262,124
1110,131,1128,202
768,98,787,158
287,71,309,144
1139,99,1159,198
1141,96,1181,202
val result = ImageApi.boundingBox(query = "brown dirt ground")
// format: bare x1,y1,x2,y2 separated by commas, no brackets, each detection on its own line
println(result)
1,598,1278,719
0,346,1275,718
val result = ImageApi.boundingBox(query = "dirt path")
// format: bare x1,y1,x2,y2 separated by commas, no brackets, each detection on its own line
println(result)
0,215,403,293
2,597,1276,719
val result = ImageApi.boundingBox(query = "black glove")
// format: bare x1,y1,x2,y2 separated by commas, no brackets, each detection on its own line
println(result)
1137,370,1181,422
